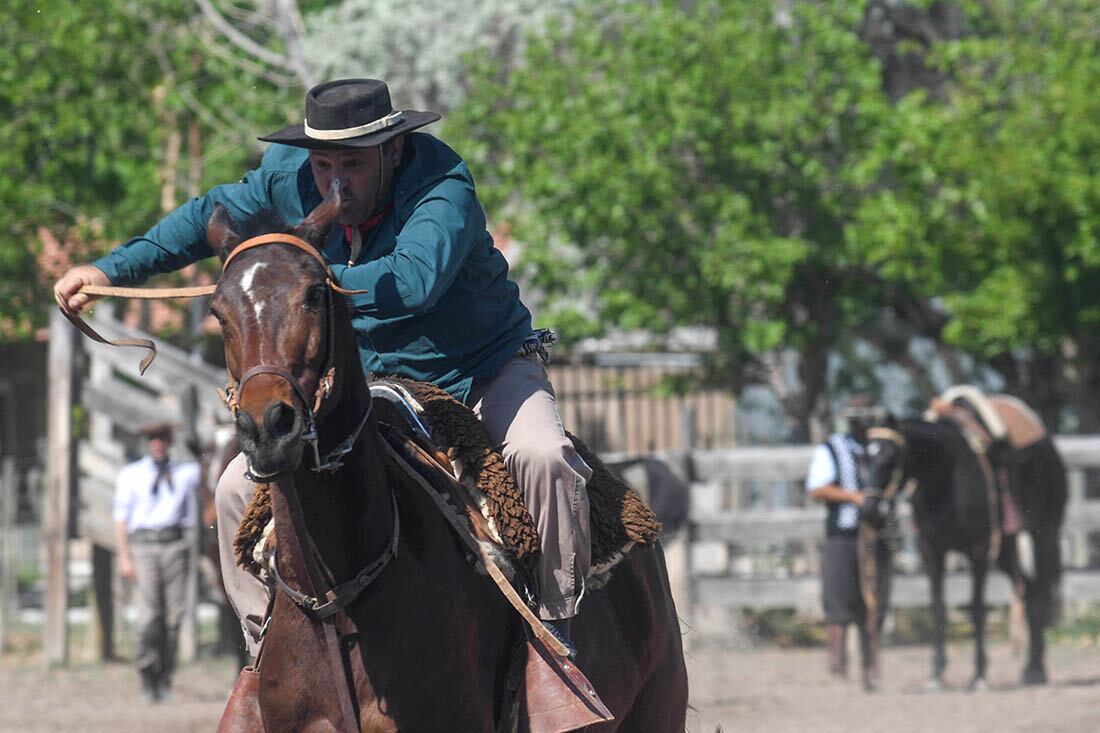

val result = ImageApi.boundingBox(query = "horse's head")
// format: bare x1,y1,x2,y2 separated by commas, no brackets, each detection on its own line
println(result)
863,425,908,529
207,185,346,479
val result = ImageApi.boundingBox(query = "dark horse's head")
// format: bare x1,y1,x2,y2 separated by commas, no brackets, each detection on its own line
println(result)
861,423,911,527
206,185,347,479
864,425,907,494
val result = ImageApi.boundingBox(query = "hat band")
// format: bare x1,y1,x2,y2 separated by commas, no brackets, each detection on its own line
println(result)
303,110,404,141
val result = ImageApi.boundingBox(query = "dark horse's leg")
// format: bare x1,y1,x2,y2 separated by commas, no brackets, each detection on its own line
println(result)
924,547,948,687
1021,531,1057,685
968,551,989,689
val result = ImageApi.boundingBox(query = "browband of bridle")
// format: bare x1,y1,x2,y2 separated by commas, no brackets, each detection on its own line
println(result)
866,426,905,446
220,233,369,297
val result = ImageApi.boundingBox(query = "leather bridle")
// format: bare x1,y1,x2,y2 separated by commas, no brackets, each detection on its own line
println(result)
216,233,373,477
865,426,908,502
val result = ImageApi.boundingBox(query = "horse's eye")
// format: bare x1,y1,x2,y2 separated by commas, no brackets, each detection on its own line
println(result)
304,285,326,309
209,306,224,325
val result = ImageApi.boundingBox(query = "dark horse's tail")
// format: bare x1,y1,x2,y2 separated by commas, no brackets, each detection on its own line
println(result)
1008,436,1067,619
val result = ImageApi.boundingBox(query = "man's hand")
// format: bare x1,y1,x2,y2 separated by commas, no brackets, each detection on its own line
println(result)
53,264,110,315
119,553,136,583
862,494,890,529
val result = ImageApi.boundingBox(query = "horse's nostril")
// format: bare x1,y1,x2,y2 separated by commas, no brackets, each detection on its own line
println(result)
265,401,298,439
235,411,259,441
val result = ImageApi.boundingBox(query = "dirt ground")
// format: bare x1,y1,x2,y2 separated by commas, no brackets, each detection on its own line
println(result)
0,640,1097,732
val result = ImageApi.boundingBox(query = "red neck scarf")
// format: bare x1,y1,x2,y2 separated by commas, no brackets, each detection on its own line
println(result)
341,203,392,244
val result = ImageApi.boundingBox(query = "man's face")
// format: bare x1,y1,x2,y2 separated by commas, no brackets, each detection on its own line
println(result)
309,138,403,226
148,436,169,462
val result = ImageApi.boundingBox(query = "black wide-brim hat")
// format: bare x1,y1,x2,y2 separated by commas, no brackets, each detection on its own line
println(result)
258,79,441,150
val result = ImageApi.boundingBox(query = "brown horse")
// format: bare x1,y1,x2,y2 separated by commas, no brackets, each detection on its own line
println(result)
206,187,688,731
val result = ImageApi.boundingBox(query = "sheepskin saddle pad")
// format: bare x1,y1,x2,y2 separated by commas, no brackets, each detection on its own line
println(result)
233,376,661,579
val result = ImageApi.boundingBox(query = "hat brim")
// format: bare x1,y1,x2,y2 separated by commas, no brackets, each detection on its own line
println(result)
258,110,441,150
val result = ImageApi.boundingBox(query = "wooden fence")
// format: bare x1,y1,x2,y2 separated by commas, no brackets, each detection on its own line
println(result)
659,436,1100,640
43,309,229,665
549,359,736,454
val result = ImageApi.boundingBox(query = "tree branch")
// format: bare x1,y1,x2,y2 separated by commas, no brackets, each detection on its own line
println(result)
193,0,294,73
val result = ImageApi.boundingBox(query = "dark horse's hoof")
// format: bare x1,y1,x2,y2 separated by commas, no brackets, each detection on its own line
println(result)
1021,666,1048,686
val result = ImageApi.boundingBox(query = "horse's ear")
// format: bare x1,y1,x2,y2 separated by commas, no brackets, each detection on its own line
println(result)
207,202,242,262
294,179,342,249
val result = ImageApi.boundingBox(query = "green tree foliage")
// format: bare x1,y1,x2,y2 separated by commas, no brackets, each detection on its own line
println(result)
0,1,161,335
850,0,1100,427
449,0,900,436
0,0,299,339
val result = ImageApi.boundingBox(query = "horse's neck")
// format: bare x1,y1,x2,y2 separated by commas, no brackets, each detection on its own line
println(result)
902,422,950,498
270,306,394,591
272,400,392,592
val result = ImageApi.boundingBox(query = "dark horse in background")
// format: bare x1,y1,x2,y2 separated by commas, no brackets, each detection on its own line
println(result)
206,185,688,731
865,393,1066,688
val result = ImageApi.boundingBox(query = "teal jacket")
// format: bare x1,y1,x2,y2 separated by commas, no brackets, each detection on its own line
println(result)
94,133,533,403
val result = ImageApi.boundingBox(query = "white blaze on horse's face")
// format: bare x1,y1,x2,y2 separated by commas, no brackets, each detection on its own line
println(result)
240,262,269,320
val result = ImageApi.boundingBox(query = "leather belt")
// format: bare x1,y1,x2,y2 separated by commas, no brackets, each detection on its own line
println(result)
130,527,185,543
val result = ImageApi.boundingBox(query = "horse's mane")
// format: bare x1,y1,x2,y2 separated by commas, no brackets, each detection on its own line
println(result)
235,209,295,241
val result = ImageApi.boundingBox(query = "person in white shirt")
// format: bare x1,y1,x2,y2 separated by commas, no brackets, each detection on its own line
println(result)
113,421,200,703
805,395,891,690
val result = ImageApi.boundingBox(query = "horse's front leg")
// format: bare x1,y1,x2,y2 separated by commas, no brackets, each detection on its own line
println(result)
968,551,989,690
925,548,948,688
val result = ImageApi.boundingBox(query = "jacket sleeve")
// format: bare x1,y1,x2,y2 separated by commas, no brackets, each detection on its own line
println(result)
328,175,482,318
93,166,278,285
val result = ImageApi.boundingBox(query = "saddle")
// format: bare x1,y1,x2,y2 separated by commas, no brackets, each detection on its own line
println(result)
926,385,1048,537
367,376,661,573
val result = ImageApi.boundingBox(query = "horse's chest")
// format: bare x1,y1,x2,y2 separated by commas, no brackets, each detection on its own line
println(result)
259,594,500,732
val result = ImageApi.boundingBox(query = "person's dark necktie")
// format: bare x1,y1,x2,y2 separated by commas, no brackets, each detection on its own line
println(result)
151,458,173,496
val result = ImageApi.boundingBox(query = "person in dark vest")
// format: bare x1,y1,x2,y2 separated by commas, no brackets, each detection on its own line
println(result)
113,421,201,702
805,394,890,686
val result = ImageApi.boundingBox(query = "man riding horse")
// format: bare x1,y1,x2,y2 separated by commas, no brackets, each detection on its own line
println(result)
55,79,590,661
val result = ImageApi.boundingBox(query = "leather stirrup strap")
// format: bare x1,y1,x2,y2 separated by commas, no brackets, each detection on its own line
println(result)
378,433,572,658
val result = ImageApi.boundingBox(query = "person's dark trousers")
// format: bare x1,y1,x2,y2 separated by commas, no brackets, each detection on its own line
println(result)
826,623,848,677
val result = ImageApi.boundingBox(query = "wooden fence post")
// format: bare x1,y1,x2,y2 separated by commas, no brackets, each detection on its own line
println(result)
0,457,16,652
90,544,115,660
44,310,78,666
179,384,200,663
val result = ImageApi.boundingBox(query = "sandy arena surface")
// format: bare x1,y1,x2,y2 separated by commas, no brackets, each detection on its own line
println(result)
1,640,1098,731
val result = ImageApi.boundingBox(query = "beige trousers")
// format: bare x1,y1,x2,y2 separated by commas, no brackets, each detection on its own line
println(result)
215,354,592,653
130,538,190,679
